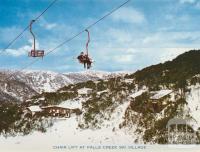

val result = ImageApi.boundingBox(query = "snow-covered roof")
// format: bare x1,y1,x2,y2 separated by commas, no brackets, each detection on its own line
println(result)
38,97,45,101
129,90,146,98
58,100,82,109
150,89,173,100
78,87,93,95
27,106,42,112
124,79,133,83
193,74,200,78
94,80,100,84
97,89,108,95
25,99,32,102
42,100,82,110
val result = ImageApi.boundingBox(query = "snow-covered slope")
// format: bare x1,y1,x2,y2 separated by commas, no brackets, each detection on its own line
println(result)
13,70,73,93
186,83,200,130
2,50,200,147
0,70,128,102
0,100,135,149
64,70,127,83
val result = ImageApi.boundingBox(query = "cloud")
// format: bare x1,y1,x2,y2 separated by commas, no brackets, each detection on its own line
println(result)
195,2,200,8
90,23,200,71
5,46,30,57
105,28,133,43
159,47,194,62
179,0,200,10
179,0,196,4
4,39,39,57
0,27,22,44
165,14,190,22
39,18,58,30
142,31,200,47
44,23,57,30
113,54,134,63
111,7,145,24
1,0,200,72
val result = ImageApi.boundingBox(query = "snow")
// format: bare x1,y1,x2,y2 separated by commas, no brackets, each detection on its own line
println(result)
78,88,93,95
58,100,82,109
27,106,42,112
124,79,133,84
103,100,131,130
23,70,58,75
0,117,135,151
186,84,200,130
64,70,128,83
0,70,131,102
193,74,200,78
0,101,136,151
12,70,74,93
38,97,45,100
79,70,111,79
3,88,21,100
97,89,108,95
129,90,146,98
150,89,173,100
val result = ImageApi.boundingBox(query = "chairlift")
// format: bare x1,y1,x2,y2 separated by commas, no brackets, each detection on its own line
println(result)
28,20,44,58
77,29,93,69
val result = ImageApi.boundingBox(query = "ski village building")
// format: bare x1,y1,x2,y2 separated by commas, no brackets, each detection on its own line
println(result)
26,105,43,116
41,106,71,117
129,89,180,114
26,100,82,117
129,89,147,99
77,87,93,96
124,79,134,84
129,89,175,105
149,89,175,105
25,87,93,118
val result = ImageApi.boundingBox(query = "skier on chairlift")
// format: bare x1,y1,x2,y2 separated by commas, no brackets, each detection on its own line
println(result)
77,29,93,69
77,51,86,68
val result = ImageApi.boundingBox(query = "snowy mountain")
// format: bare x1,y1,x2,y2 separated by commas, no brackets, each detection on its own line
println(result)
64,70,129,83
0,70,127,102
1,50,200,145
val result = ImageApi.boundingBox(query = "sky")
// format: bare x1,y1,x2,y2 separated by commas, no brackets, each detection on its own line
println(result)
0,0,200,73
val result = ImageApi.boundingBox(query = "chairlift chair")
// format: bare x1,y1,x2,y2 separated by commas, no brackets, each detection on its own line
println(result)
28,20,44,58
77,29,93,69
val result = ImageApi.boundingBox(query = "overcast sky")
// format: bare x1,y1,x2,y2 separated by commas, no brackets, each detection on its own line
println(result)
0,0,200,72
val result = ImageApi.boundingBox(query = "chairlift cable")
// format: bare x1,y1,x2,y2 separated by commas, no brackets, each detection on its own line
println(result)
46,0,131,56
4,0,131,81
0,0,59,55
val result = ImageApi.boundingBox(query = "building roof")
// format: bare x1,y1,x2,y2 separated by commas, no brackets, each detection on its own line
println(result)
58,100,82,109
124,79,133,83
42,100,82,110
129,90,146,98
166,118,197,128
27,106,42,112
38,97,45,100
97,89,108,95
77,87,93,95
150,89,173,100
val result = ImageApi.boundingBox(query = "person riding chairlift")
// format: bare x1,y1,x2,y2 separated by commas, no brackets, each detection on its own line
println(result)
77,29,93,69
77,52,85,63
85,55,92,69
77,52,92,69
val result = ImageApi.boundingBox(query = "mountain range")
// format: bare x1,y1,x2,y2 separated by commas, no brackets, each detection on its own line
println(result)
0,70,127,102
1,50,200,144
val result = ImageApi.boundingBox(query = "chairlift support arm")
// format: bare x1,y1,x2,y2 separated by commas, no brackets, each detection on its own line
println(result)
30,20,36,51
85,29,90,56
